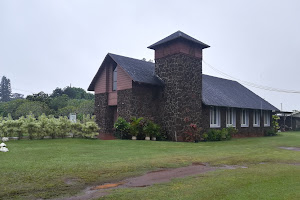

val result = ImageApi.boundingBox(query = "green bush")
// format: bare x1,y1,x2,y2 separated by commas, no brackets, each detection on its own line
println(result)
264,129,277,136
203,127,237,141
0,113,99,140
143,120,161,138
114,117,130,139
81,121,99,138
129,117,144,137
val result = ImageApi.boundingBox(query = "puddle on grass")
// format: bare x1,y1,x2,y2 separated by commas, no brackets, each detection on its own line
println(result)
279,146,300,151
54,163,248,200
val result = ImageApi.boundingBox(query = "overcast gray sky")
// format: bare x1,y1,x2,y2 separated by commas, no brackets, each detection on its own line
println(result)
1,0,299,111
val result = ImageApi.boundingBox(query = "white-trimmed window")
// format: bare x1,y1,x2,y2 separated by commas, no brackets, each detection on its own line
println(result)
210,106,220,128
253,110,260,127
226,108,236,127
264,111,270,127
112,66,117,91
241,109,249,127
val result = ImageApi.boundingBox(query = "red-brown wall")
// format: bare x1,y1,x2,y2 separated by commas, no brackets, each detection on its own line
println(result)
117,65,132,90
94,64,132,94
155,40,203,59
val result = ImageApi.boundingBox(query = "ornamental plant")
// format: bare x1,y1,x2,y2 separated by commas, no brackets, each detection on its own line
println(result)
184,123,202,142
81,121,99,138
129,117,144,137
22,114,40,140
143,120,161,138
202,127,237,141
114,117,130,139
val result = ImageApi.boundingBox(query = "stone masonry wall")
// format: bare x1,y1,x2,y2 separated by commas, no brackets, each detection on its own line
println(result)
95,93,114,133
155,53,203,141
117,89,133,121
131,83,161,122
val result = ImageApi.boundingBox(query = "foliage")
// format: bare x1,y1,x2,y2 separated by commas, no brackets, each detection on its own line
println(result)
114,117,130,139
203,127,237,141
272,115,280,132
81,121,99,138
129,117,144,137
0,86,94,119
183,123,202,142
22,114,40,140
265,115,280,136
49,94,69,111
0,114,99,140
0,99,27,118
0,76,12,102
15,101,51,118
143,120,161,137
26,91,51,104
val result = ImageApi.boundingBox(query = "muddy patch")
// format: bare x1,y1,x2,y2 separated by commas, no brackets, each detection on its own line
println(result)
279,146,300,151
54,163,247,200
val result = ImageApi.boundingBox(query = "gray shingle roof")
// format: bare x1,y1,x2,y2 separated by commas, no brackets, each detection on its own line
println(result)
88,53,163,91
148,31,210,49
108,53,164,86
89,53,278,111
202,75,279,111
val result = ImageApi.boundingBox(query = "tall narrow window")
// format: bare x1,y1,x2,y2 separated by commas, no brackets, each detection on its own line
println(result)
112,67,117,91
241,109,249,127
210,106,220,128
264,111,270,127
226,108,236,127
253,110,260,127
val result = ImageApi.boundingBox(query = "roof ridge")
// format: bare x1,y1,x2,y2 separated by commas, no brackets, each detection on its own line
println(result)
108,53,154,64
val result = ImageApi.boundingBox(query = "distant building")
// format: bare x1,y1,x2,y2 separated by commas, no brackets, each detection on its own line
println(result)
88,31,279,141
278,111,300,131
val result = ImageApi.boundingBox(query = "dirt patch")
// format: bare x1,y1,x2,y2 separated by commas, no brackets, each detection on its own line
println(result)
54,163,247,200
279,147,300,151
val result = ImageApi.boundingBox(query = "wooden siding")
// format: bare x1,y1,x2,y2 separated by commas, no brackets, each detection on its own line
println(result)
155,40,203,59
94,68,107,94
117,65,132,90
108,92,117,105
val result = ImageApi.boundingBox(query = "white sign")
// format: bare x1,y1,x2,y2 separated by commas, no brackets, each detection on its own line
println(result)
69,113,77,123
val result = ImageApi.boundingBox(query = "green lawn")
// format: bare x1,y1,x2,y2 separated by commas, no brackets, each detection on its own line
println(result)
0,132,299,200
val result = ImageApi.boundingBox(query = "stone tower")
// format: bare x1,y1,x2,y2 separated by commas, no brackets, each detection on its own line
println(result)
148,31,210,141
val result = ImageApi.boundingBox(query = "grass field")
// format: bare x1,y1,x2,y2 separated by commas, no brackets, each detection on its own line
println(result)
0,132,299,200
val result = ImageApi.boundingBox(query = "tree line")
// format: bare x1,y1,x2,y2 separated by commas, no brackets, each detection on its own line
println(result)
0,76,95,119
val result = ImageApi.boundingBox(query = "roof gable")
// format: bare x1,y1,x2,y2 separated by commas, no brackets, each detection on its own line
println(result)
88,53,163,91
108,53,163,86
148,31,210,50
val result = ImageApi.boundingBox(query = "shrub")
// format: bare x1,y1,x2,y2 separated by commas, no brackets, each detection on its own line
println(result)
81,121,99,138
203,127,237,141
114,117,130,139
184,123,202,142
57,116,72,138
265,129,277,136
143,120,161,138
129,117,144,137
22,114,40,140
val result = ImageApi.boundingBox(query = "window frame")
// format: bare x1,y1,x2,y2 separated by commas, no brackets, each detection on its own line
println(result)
210,106,221,128
241,109,249,127
264,111,270,127
253,110,261,127
112,66,117,91
226,107,236,127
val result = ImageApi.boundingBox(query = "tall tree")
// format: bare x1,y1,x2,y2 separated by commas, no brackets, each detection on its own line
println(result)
0,76,12,102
